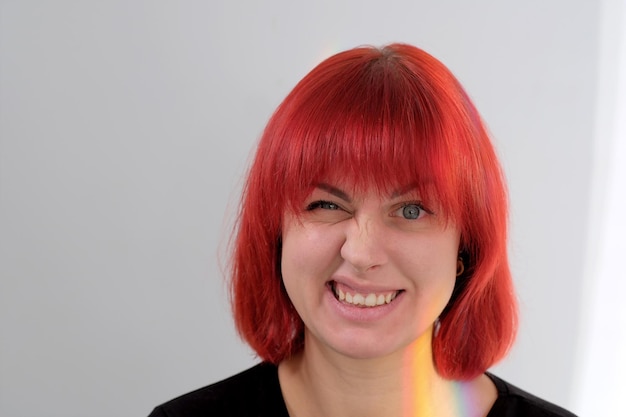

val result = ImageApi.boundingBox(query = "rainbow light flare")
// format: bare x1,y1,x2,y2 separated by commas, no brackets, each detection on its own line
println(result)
401,331,478,417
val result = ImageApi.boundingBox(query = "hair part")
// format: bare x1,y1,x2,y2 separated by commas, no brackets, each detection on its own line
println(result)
230,43,517,380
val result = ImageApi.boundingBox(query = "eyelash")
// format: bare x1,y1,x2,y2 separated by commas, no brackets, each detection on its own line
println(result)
306,200,431,219
306,200,341,211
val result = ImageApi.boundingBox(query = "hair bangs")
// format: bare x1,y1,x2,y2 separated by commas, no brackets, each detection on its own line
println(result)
274,49,465,225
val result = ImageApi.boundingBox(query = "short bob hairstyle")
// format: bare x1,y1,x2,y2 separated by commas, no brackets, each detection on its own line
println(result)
230,43,517,380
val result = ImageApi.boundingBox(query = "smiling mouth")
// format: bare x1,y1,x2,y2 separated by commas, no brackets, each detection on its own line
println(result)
329,281,402,308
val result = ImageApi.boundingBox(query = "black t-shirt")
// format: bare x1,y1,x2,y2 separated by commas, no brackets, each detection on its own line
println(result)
148,362,576,417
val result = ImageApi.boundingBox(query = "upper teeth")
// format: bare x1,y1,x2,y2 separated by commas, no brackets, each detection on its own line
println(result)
334,286,398,307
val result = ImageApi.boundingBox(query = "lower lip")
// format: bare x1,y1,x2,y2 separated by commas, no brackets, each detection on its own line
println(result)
324,285,404,322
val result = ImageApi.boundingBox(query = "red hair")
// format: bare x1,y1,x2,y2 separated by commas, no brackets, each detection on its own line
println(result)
230,43,517,380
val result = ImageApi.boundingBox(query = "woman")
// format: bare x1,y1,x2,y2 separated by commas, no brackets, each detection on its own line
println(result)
149,43,576,417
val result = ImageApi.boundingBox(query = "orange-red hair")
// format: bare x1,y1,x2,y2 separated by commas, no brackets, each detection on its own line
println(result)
230,43,517,380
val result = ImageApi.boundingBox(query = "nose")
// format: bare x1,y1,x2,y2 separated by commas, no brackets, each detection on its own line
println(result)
340,216,389,273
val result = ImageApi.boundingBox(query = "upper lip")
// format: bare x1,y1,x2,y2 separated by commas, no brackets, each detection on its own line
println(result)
328,276,403,294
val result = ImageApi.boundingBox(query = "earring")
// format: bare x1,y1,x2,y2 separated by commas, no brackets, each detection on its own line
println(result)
456,257,464,277
433,317,441,337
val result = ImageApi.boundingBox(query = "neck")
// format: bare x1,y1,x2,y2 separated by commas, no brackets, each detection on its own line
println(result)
278,327,461,417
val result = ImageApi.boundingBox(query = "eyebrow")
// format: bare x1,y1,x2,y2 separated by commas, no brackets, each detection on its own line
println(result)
317,183,352,203
316,182,421,202
390,183,419,198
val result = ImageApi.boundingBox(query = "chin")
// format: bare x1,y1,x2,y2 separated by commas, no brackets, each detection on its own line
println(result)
320,330,422,362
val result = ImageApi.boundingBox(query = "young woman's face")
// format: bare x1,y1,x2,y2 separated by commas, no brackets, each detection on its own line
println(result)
280,182,461,360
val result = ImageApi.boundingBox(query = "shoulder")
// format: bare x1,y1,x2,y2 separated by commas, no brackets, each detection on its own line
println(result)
487,373,577,417
148,362,288,417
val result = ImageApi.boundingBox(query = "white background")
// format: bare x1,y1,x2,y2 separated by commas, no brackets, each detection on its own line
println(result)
1,1,624,416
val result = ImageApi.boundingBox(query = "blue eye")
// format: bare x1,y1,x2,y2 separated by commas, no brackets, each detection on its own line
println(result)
401,204,422,219
306,200,340,211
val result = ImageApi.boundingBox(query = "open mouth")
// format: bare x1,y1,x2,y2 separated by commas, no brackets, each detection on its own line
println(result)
329,281,402,308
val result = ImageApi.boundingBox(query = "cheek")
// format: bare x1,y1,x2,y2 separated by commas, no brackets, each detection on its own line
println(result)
394,232,459,297
280,222,343,285
396,234,458,275
279,224,344,320
404,255,457,321
426,238,460,310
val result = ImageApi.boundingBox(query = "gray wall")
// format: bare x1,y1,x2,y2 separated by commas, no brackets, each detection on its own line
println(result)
0,1,608,416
